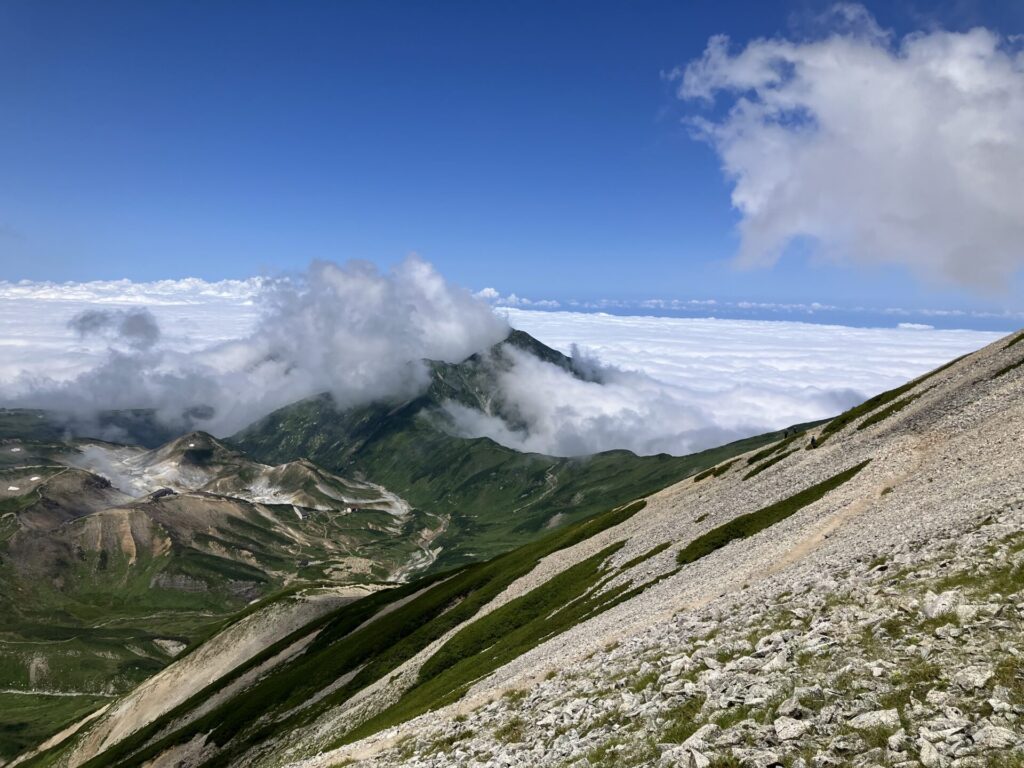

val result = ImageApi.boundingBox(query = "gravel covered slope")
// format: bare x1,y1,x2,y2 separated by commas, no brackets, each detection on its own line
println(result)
290,330,1024,768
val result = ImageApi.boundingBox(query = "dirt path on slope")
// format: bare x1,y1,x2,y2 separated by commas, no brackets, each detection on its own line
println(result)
767,441,928,576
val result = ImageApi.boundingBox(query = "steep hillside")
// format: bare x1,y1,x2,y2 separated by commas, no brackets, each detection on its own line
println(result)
28,330,1024,768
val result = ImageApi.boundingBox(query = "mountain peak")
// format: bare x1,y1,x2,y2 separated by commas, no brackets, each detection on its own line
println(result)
149,430,240,465
501,328,574,370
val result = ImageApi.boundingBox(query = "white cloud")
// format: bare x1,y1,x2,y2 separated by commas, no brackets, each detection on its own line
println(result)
0,272,1002,455
0,258,508,437
897,322,935,330
444,344,857,456
451,308,999,455
671,4,1024,290
473,288,562,309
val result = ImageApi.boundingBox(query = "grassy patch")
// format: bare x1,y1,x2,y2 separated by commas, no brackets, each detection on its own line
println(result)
661,695,706,743
934,557,1024,598
693,459,737,483
585,736,658,768
619,542,671,571
677,461,870,566
493,716,526,744
1006,331,1024,349
992,655,1024,704
814,355,965,446
629,669,660,693
742,449,798,480
880,658,942,728
857,390,927,431
988,753,1024,768
860,724,897,750
994,356,1024,379
0,692,109,762
713,704,757,730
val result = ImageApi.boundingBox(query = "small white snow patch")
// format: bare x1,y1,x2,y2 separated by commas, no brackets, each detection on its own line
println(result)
153,638,187,657
188,442,196,448
10,447,21,453
29,476,40,482
7,486,20,491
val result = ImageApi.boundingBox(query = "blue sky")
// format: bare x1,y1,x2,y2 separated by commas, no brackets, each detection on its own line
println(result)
1,0,1022,319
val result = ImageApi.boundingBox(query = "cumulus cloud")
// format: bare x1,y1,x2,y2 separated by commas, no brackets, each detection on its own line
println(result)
672,4,1024,289
3,257,508,437
474,287,561,309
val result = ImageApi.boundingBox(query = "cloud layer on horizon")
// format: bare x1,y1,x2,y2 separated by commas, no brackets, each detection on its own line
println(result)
0,272,1002,455
0,259,508,437
673,3,1024,291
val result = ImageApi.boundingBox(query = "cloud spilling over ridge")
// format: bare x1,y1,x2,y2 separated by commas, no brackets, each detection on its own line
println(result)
443,344,859,456
0,272,1001,454
672,3,1024,289
441,309,1001,456
3,258,508,437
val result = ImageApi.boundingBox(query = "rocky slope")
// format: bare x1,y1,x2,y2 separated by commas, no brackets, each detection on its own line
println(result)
302,330,1024,768
17,329,1024,767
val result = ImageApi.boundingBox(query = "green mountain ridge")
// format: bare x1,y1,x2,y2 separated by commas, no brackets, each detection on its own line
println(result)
231,328,792,569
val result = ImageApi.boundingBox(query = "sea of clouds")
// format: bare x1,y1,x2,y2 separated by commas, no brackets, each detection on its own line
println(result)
0,260,1003,456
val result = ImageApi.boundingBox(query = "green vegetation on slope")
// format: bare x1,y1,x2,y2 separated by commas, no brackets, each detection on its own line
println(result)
677,460,871,565
344,533,686,745
857,390,929,431
745,432,803,466
0,692,110,763
814,354,966,446
231,334,791,569
692,459,737,483
343,542,629,743
994,356,1024,379
743,449,799,480
66,500,649,768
